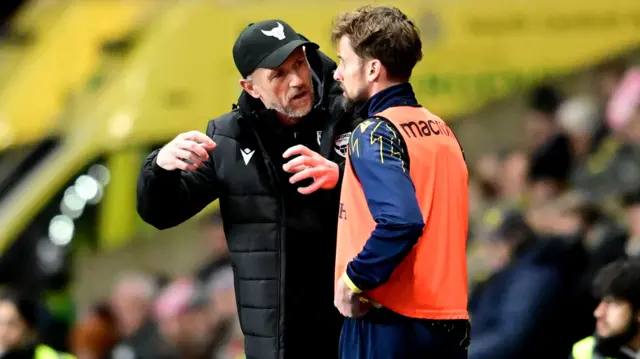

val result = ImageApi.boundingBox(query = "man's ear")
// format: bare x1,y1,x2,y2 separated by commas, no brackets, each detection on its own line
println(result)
366,59,382,82
239,78,260,99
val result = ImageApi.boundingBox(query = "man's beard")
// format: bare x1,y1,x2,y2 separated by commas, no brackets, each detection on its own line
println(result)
266,88,314,121
595,319,639,357
342,97,362,114
341,88,368,114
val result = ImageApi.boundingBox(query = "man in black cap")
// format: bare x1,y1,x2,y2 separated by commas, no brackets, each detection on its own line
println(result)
137,20,352,359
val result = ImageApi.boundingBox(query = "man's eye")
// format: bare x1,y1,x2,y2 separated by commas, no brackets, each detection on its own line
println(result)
293,60,305,69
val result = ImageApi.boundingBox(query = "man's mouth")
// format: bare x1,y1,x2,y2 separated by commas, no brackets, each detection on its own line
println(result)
291,90,308,101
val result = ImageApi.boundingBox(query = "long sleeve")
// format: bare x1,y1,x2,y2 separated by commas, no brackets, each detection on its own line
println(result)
344,119,424,291
136,122,220,229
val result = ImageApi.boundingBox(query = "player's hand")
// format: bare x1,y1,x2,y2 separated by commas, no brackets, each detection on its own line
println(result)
282,145,339,194
156,131,216,171
334,275,373,318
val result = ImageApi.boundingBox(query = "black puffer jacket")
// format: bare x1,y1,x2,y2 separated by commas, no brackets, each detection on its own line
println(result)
137,46,353,359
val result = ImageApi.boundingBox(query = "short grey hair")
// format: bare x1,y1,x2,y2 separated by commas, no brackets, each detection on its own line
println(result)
557,95,600,135
113,272,158,299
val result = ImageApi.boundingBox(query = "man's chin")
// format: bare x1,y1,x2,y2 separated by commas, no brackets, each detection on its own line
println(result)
342,97,364,114
274,104,312,125
595,320,639,357
289,104,312,118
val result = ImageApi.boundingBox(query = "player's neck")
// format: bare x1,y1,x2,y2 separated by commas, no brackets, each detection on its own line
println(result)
368,80,407,99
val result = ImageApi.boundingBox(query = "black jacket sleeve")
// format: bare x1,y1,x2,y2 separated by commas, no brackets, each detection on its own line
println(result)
136,122,220,229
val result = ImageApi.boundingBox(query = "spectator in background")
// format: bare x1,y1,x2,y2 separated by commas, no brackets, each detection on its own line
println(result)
475,150,529,207
573,74,640,202
622,188,640,258
109,277,189,359
68,302,118,359
170,283,215,359
468,210,568,359
525,84,573,205
204,265,243,359
152,278,216,359
593,59,629,148
570,258,640,359
108,273,158,359
0,290,75,359
558,95,601,161
500,150,529,204
561,94,623,201
558,201,628,345
607,67,640,134
109,273,156,341
625,104,640,143
596,59,629,102
474,152,502,201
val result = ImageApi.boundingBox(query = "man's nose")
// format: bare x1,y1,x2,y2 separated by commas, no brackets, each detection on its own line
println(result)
289,72,305,87
333,69,341,81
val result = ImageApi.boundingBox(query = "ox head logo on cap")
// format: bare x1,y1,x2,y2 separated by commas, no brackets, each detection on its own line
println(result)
261,22,286,40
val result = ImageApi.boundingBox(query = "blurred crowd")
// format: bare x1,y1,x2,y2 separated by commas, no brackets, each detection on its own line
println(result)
466,58,640,359
0,213,244,359
68,214,244,359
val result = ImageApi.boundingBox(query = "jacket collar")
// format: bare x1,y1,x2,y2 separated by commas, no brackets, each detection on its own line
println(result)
357,83,419,118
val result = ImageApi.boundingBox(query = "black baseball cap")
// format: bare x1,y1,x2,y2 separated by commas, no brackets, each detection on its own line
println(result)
232,20,318,78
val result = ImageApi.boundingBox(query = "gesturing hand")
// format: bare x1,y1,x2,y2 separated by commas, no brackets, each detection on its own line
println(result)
156,131,217,171
282,145,339,195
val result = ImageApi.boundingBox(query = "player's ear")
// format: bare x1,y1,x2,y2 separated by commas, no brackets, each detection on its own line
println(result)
366,59,382,82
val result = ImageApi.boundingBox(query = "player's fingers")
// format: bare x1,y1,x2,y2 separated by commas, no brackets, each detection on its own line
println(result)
335,304,348,317
354,305,371,318
297,176,328,195
282,155,316,173
282,144,314,159
288,167,316,184
291,165,309,173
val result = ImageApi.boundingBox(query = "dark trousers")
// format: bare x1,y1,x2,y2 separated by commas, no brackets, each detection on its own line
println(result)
339,308,470,359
